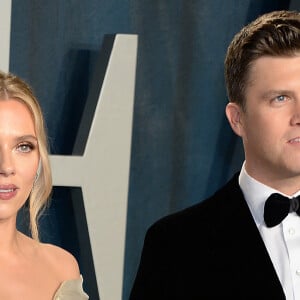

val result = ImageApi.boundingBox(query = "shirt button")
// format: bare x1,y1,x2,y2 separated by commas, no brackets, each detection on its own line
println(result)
296,270,300,276
288,228,295,235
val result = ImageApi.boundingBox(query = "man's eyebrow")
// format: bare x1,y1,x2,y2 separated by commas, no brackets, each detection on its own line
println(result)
261,90,292,99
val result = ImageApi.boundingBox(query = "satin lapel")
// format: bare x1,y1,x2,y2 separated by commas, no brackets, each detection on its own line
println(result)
213,175,285,298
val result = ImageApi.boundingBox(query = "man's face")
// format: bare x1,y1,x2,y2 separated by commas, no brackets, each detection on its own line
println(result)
226,55,300,194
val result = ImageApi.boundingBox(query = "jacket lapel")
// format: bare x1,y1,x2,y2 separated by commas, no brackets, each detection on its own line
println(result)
214,174,286,298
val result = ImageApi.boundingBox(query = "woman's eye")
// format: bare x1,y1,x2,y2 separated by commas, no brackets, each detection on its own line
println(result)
17,143,34,153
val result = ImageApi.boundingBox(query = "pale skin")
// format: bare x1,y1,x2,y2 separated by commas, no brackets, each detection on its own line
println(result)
0,99,79,299
226,54,300,196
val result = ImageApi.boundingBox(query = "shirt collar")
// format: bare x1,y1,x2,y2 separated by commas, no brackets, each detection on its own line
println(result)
238,162,300,226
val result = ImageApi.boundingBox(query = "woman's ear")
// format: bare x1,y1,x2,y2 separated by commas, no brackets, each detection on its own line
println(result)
225,102,244,137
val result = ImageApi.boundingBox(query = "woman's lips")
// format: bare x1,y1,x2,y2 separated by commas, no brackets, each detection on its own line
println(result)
288,137,300,144
0,185,18,200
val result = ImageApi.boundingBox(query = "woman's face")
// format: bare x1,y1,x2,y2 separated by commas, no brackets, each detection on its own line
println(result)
0,99,39,222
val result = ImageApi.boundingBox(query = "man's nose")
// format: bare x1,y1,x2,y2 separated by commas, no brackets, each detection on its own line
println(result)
290,101,300,126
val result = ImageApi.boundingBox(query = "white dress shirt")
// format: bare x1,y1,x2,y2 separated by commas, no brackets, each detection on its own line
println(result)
239,163,300,300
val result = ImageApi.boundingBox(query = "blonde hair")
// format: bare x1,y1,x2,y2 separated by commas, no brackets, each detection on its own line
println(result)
0,71,52,240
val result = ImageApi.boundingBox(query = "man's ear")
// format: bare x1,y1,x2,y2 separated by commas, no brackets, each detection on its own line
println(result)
225,102,244,137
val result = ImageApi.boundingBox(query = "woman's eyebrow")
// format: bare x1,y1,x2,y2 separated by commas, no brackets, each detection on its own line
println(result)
14,135,38,143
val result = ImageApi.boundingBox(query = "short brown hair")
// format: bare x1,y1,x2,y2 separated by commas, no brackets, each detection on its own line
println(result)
225,10,300,110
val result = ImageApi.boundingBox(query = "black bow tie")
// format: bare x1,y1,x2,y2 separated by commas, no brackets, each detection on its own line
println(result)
264,193,300,227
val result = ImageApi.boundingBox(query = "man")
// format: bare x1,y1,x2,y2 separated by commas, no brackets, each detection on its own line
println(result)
129,10,300,300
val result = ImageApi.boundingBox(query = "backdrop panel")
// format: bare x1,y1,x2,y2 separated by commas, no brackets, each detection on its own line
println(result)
9,1,295,299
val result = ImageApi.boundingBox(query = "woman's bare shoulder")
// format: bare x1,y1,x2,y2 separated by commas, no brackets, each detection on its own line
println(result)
39,243,80,280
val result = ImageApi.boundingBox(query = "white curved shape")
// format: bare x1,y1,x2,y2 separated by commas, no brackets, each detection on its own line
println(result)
0,1,11,72
50,34,138,300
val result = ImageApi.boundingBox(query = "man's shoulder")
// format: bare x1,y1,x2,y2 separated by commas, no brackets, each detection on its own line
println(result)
148,172,241,235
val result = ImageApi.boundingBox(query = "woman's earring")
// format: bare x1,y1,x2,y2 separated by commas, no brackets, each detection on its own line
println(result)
34,159,42,184
34,172,39,183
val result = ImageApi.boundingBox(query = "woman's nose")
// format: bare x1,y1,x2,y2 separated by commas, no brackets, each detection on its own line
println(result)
0,152,15,176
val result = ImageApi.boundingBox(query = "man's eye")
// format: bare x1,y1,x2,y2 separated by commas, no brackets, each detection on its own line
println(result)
275,95,286,102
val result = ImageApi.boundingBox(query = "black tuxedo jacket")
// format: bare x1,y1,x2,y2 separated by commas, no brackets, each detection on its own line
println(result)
129,173,286,299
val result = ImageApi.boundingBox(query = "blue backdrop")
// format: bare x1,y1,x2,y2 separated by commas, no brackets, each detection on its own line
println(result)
9,0,297,299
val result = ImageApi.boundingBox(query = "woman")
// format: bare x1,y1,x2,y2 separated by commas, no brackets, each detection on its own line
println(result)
0,71,88,299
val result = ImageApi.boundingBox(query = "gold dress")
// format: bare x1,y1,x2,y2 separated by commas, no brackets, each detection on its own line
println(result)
53,276,89,300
